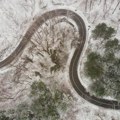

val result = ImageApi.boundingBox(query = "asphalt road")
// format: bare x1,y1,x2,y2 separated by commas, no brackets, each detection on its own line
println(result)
0,9,120,109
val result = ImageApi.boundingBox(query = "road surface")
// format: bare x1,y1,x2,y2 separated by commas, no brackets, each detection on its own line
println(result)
0,9,120,109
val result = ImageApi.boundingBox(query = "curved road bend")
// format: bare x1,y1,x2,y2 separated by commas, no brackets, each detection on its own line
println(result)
0,9,120,109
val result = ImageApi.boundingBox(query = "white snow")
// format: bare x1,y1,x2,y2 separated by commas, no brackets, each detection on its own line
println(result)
0,0,120,119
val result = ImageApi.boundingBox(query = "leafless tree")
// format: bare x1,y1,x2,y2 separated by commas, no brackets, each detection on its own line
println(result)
112,1,120,14
103,0,107,12
12,61,28,83
85,0,88,12
98,0,102,5
89,0,93,11
103,0,115,19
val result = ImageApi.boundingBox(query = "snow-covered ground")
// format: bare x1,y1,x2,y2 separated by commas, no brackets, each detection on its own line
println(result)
0,0,120,119
78,0,120,100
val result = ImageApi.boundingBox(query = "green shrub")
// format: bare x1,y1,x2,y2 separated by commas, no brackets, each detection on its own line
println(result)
91,81,105,97
85,52,103,79
105,38,119,50
0,111,10,120
92,23,115,40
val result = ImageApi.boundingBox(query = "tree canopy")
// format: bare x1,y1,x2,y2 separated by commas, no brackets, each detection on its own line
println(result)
85,23,120,100
92,23,116,40
0,81,71,120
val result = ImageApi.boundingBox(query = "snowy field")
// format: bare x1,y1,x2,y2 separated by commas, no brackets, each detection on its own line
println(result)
0,0,120,120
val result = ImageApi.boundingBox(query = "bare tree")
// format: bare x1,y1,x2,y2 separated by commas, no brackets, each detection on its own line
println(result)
98,0,102,5
103,0,115,19
89,0,93,11
85,0,88,12
103,0,107,12
112,1,120,14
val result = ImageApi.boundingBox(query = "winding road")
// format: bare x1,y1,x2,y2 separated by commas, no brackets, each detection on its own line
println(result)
0,9,120,109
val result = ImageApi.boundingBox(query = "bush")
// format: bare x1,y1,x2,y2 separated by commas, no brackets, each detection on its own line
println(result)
105,38,119,50
0,111,10,120
90,81,105,97
0,81,71,120
92,23,116,40
84,23,120,99
30,81,69,120
85,51,120,98
84,52,103,79
15,103,30,120
30,81,46,96
103,52,115,62
92,23,107,39
30,82,58,120
104,27,116,39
